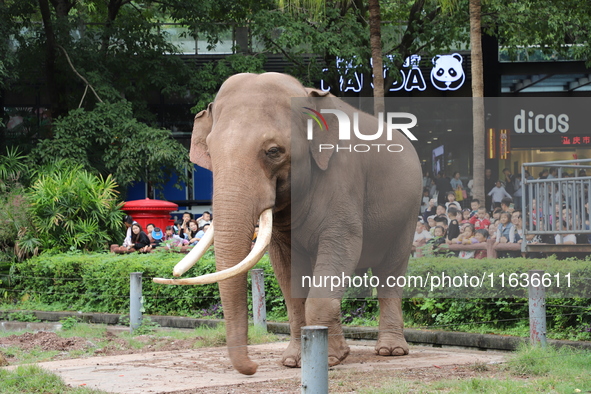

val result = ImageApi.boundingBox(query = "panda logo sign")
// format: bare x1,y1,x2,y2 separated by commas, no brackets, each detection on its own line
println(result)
430,53,465,91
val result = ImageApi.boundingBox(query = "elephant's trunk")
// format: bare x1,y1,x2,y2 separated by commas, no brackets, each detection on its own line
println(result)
211,183,266,376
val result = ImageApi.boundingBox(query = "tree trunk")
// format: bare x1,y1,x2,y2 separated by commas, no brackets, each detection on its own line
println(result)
469,0,485,204
100,0,126,54
39,0,76,118
38,0,60,118
368,0,384,115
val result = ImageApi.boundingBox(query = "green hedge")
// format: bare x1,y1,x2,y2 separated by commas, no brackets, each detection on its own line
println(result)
7,250,284,318
4,253,591,337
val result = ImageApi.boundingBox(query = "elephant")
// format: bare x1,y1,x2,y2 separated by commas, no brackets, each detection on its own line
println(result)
154,72,422,376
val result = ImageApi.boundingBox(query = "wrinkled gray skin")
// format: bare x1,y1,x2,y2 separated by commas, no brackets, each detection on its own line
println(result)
191,72,422,375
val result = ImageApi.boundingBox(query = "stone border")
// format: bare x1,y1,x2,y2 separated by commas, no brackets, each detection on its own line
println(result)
1,310,590,352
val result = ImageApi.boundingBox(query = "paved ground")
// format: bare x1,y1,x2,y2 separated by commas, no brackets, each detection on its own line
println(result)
17,341,507,394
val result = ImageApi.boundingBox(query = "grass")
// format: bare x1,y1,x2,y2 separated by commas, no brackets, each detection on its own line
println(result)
0,364,109,393
0,321,280,366
404,319,591,342
359,344,591,394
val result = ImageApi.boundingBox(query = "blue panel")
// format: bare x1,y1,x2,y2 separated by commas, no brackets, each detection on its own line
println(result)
162,171,187,201
193,165,213,201
127,182,146,201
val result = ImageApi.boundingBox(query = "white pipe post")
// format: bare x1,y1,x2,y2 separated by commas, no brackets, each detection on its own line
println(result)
251,269,267,331
130,272,142,333
528,270,547,347
301,326,328,394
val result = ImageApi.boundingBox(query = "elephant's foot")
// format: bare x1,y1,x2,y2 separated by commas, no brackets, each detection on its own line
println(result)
328,335,350,366
281,340,301,368
375,335,409,356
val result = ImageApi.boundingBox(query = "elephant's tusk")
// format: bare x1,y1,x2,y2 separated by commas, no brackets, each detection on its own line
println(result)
172,222,215,277
153,209,272,285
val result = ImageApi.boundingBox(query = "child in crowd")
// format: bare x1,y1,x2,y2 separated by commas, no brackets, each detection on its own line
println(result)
469,199,480,218
491,207,503,222
422,199,438,223
488,222,498,242
436,204,448,219
163,225,189,248
454,224,477,258
445,191,462,213
413,219,432,256
427,215,437,235
488,180,512,209
473,229,489,259
420,188,431,213
495,212,516,245
413,219,432,243
470,207,491,230
446,207,461,243
151,227,163,247
433,215,448,232
452,223,476,245
461,209,471,224
195,224,211,243
427,225,447,255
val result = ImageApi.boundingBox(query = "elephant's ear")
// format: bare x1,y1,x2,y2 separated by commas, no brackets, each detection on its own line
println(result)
190,103,213,170
306,88,337,171
305,88,331,98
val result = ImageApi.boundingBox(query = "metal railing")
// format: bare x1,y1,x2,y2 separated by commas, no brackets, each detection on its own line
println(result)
521,159,591,253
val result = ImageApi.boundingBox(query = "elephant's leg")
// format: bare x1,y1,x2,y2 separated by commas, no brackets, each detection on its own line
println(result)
372,243,412,357
269,238,308,368
374,297,408,356
305,297,350,366
304,236,362,366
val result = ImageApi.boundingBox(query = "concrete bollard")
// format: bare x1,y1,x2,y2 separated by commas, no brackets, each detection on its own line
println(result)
301,326,328,394
251,269,267,330
130,272,143,333
528,270,547,347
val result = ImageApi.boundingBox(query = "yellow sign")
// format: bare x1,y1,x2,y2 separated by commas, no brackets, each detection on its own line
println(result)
487,128,496,159
499,129,510,160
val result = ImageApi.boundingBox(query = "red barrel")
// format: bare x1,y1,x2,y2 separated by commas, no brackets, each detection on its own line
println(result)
122,198,178,232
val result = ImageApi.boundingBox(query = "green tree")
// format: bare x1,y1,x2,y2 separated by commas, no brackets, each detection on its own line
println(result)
490,0,591,66
29,100,193,194
258,1,467,93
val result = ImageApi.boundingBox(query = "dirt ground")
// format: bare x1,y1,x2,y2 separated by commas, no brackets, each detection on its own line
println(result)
0,330,508,393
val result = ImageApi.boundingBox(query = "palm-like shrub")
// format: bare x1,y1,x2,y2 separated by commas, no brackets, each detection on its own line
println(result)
0,146,28,189
27,161,124,252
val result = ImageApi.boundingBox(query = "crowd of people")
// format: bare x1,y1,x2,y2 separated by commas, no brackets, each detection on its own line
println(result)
119,212,212,253
415,168,591,259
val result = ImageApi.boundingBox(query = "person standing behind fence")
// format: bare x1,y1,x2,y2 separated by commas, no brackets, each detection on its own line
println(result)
513,174,523,211
503,168,516,196
485,169,496,212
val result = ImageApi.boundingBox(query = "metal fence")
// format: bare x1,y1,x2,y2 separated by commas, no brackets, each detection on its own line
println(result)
521,159,591,253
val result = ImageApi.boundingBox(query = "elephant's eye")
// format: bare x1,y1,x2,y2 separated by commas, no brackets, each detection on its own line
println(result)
266,147,282,157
